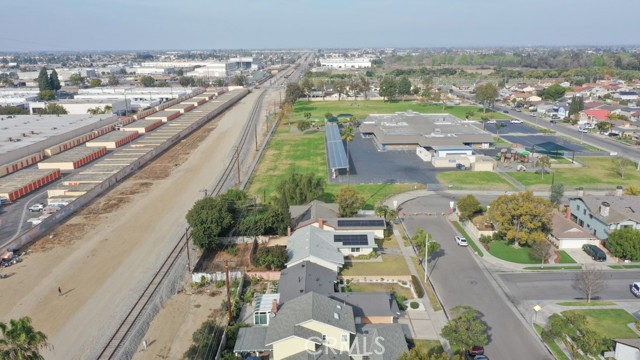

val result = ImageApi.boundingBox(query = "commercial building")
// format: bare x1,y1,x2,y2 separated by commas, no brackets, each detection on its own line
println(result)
86,131,139,149
145,110,181,122
29,98,128,115
319,57,372,69
120,119,163,133
0,168,60,201
38,146,108,172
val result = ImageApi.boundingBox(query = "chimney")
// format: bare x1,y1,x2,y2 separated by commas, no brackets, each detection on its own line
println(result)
565,205,571,220
272,299,278,315
616,186,623,197
600,202,610,217
577,187,584,197
287,226,291,237
318,218,324,229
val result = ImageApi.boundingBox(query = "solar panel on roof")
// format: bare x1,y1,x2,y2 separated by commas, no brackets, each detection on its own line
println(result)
337,219,386,228
334,234,369,246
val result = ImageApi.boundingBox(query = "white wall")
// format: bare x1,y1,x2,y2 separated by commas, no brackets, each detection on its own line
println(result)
615,343,640,360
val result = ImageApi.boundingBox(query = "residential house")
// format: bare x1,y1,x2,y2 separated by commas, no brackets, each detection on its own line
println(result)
579,109,610,123
614,338,640,360
287,226,346,272
549,210,599,249
279,261,337,304
569,189,640,240
614,91,639,101
234,292,408,360
527,95,542,103
291,200,386,239
331,292,401,324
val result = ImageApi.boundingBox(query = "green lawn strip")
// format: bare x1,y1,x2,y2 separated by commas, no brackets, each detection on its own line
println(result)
493,137,512,147
340,255,411,276
534,324,570,360
557,251,577,264
557,301,615,306
489,241,539,264
610,265,640,269
407,339,444,354
452,221,484,257
410,257,443,312
347,282,414,299
507,156,640,189
523,266,582,270
563,309,639,339
436,171,514,190
292,100,510,121
395,223,412,247
376,234,400,250
559,136,606,152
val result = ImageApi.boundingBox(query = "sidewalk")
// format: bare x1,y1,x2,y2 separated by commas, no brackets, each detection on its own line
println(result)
391,222,451,354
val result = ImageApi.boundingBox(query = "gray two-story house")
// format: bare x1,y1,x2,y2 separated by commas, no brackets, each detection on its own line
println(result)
569,192,640,240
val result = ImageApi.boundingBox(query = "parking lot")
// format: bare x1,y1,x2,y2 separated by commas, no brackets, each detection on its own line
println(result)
500,134,598,154
480,120,542,135
329,132,447,185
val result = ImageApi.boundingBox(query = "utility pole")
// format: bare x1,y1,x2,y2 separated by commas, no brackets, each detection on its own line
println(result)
185,228,191,272
225,260,232,324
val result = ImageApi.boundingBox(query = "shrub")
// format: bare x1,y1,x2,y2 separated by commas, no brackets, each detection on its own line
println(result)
410,301,420,309
252,245,288,270
215,280,225,288
411,275,425,298
191,275,209,289
226,244,238,256
635,320,640,332
395,295,407,311
479,235,493,249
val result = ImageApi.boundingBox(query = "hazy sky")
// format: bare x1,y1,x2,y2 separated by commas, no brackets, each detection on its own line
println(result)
1,0,639,51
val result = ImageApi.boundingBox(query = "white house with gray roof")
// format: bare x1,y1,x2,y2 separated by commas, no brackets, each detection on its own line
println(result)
569,191,640,240
290,200,386,239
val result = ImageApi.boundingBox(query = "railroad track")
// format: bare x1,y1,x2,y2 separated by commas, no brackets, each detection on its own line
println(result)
96,81,274,359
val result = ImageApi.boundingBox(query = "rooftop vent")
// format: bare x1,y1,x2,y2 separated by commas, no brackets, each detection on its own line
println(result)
333,312,340,320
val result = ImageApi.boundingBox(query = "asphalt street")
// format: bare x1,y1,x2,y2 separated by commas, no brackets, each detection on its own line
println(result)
400,194,552,360
498,271,640,302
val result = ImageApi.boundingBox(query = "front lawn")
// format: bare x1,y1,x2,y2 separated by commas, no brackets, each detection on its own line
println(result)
488,241,575,264
610,265,640,269
523,265,582,270
563,309,639,339
436,171,514,191
557,301,615,307
347,282,414,299
340,255,410,276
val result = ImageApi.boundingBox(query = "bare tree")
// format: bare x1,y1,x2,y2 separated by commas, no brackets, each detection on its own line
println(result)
612,156,631,179
574,266,607,303
529,240,552,268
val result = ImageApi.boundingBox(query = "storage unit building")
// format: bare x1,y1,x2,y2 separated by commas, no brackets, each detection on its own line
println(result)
120,119,163,133
165,103,195,114
38,146,108,171
47,183,96,198
0,168,61,201
86,131,140,149
145,110,181,122
1,152,45,178
44,124,114,157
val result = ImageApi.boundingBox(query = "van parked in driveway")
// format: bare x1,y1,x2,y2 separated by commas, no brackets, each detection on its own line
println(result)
582,244,606,262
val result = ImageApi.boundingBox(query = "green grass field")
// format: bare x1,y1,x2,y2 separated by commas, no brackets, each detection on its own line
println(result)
557,301,615,306
563,309,639,339
534,324,569,360
523,265,582,270
292,100,511,122
610,265,640,269
437,171,514,190
348,282,414,299
489,241,576,264
509,156,640,189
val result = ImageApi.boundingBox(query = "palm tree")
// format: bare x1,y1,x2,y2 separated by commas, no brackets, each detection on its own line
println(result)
537,155,551,179
102,105,112,114
86,106,102,115
341,125,355,175
0,316,50,359
495,122,506,135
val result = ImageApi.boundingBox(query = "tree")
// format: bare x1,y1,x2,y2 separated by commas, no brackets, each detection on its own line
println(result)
549,183,564,206
334,80,348,101
335,186,365,217
475,83,498,113
568,96,584,116
529,240,552,267
494,122,506,135
179,76,194,87
274,171,324,215
378,76,397,101
89,78,102,88
488,191,554,245
457,194,482,221
87,106,103,115
107,75,119,86
186,197,234,250
68,73,85,86
537,155,551,179
399,347,449,360
574,266,607,303
341,125,355,175
297,119,311,134
606,228,640,261
440,306,488,354
284,83,303,104
624,185,640,196
359,76,371,100
0,106,29,115
595,121,611,132
277,102,293,125
612,156,632,179
49,69,61,91
231,74,246,86
252,246,287,270
541,84,566,101
0,316,50,360
397,76,412,100
37,67,51,91
300,77,313,101
374,205,397,223
139,75,155,87
38,90,55,101
39,103,68,115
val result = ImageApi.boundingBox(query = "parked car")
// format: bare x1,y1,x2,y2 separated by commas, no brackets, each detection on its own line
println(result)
510,119,523,124
631,282,640,297
455,236,468,247
28,203,44,212
578,127,589,133
465,347,487,360
530,113,537,117
582,244,606,262
502,110,509,114
550,119,557,124
487,120,496,124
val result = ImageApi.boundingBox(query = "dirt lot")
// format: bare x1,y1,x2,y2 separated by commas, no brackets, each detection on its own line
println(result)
0,89,271,359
